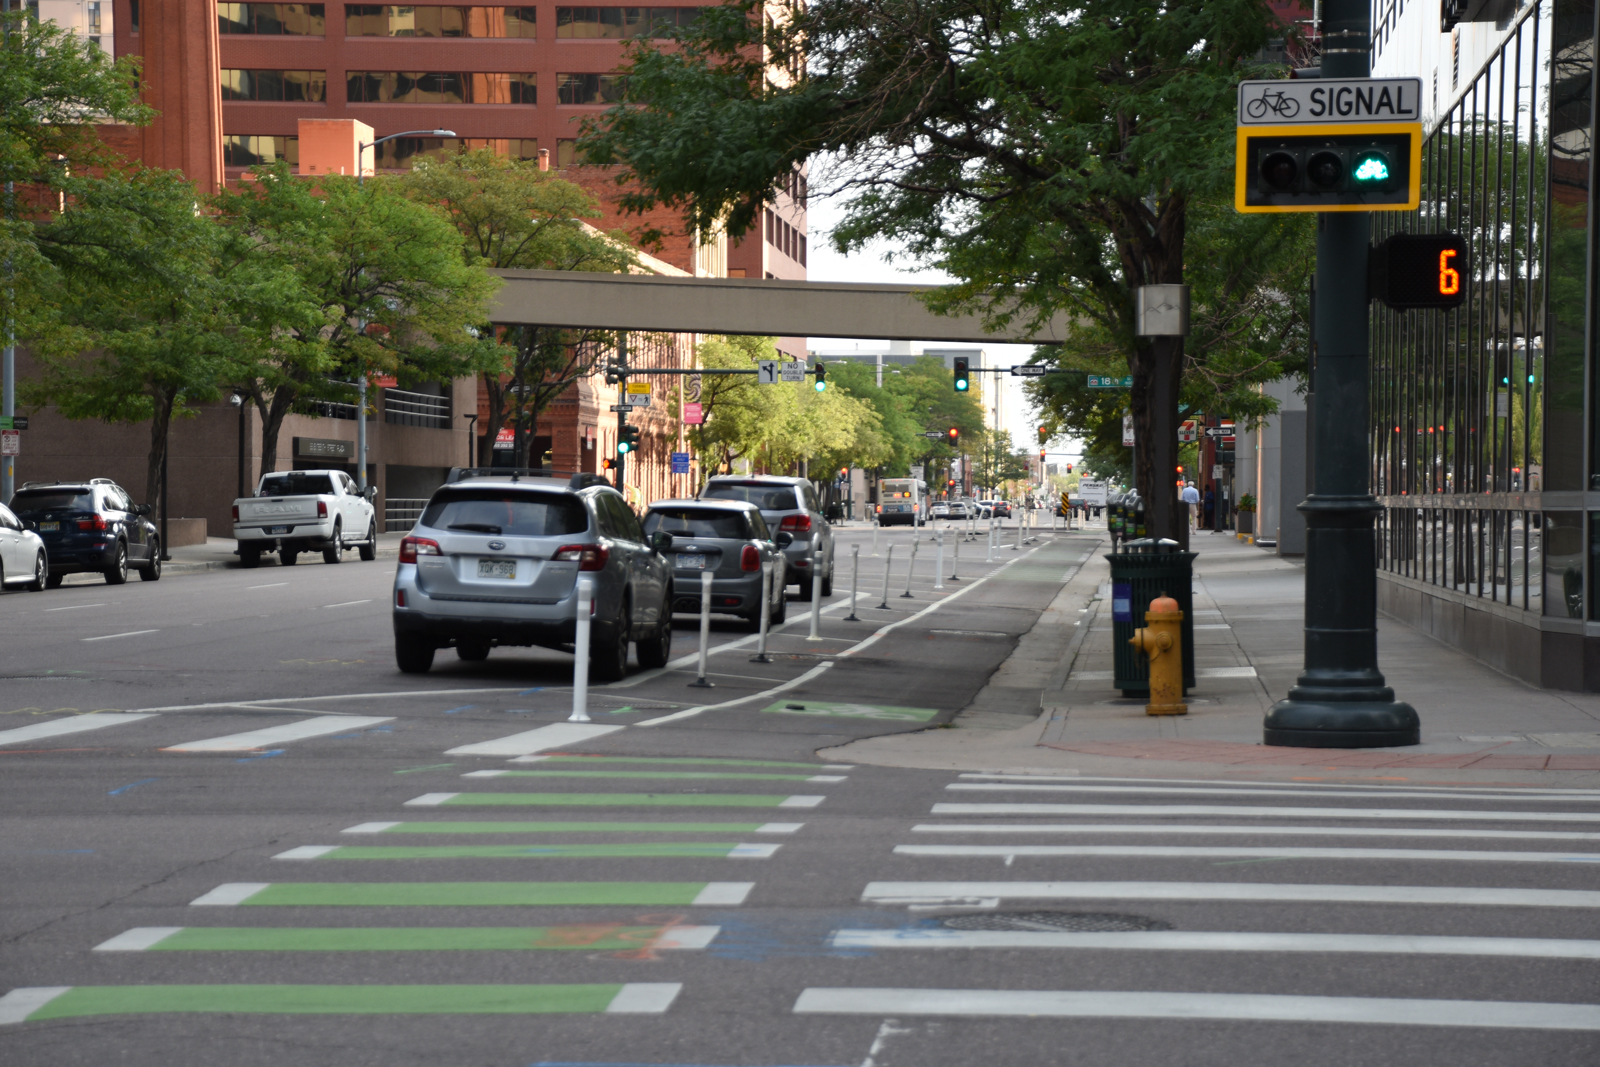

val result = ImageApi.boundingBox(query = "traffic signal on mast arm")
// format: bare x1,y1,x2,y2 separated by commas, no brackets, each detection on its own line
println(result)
947,427,960,445
952,357,970,392
1037,426,1049,445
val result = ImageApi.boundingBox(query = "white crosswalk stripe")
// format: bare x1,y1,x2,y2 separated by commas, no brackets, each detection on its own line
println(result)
0,714,157,747
162,716,394,752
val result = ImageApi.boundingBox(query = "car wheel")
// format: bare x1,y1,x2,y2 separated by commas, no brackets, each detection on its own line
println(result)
771,585,788,624
358,521,377,562
139,541,162,581
590,605,630,683
239,544,261,569
636,593,673,668
280,549,299,567
322,522,344,565
456,638,491,662
46,574,63,589
395,633,435,674
26,552,46,592
104,542,128,585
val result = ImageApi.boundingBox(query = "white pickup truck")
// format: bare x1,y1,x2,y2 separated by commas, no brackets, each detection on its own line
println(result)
233,469,378,568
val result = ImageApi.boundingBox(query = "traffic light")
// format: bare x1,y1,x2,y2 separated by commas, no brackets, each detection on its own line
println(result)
947,427,959,445
1369,232,1468,310
1236,124,1419,213
813,363,827,392
952,357,969,392
604,363,623,385
617,425,640,455
1066,464,1073,473
947,478,956,489
1039,450,1047,464
601,458,616,471
1037,426,1048,445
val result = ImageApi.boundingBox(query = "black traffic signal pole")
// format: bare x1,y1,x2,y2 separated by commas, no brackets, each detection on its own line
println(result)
1262,0,1418,748
614,333,628,490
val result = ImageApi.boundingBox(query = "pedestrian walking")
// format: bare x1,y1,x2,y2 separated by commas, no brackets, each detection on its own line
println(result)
1181,481,1200,531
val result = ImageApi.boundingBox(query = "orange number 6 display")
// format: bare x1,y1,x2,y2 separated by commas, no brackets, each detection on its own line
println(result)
1438,249,1460,296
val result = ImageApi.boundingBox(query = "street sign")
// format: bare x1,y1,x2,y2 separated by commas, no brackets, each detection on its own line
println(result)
1179,420,1199,443
909,465,925,480
627,393,651,407
921,431,946,440
1009,365,1048,377
756,360,779,385
1078,480,1108,506
1236,78,1422,126
1122,415,1135,447
1203,425,1234,439
683,402,703,425
1088,375,1133,388
0,416,25,430
2,430,20,456
626,382,651,394
608,404,635,412
779,361,806,383
670,451,691,474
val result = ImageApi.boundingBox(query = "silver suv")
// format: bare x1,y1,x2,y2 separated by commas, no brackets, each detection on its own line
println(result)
699,475,834,596
392,470,672,681
643,499,791,631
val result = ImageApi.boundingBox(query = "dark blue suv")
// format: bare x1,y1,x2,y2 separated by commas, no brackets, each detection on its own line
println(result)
8,479,161,586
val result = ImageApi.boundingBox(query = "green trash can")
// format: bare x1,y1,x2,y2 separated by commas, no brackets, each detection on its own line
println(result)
1107,538,1196,695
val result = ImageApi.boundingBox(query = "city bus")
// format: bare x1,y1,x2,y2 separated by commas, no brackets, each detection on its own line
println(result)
876,477,928,526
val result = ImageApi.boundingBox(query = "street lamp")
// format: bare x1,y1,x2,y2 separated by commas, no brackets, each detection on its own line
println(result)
352,130,456,493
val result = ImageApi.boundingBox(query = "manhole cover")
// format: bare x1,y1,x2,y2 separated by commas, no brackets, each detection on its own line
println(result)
942,911,1171,933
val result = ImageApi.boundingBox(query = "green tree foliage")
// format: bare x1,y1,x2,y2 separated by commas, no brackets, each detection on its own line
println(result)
579,0,1305,536
24,169,240,510
397,150,640,466
214,164,502,473
821,355,984,477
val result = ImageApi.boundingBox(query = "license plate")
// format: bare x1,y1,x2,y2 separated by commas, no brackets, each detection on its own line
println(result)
676,554,707,570
268,525,291,535
39,522,58,532
477,558,516,580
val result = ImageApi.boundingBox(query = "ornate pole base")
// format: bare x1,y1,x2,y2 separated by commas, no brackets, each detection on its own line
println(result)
1264,694,1419,749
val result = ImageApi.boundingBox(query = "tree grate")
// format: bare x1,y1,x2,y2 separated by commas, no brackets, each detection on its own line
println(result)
942,911,1172,933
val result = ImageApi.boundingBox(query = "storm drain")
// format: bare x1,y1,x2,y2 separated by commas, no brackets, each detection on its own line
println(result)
942,911,1171,933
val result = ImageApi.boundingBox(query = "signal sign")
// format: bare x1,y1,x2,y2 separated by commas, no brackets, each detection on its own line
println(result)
1370,233,1469,310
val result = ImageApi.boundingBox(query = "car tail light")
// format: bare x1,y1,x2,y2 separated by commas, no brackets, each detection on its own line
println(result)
740,545,761,571
317,500,328,519
399,536,440,564
780,514,811,532
875,504,882,514
77,516,108,532
231,504,240,522
555,544,609,571
395,589,407,608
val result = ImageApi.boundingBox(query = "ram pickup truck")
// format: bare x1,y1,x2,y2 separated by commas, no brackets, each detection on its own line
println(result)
233,469,378,568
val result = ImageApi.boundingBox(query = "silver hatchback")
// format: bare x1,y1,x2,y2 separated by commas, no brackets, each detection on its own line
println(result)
643,499,791,631
392,471,673,681
699,476,834,597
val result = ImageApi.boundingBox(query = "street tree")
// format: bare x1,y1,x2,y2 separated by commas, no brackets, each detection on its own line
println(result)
397,150,639,466
579,0,1297,539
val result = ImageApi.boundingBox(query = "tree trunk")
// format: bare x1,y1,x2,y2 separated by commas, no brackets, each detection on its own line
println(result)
479,371,506,466
145,387,177,511
256,386,299,476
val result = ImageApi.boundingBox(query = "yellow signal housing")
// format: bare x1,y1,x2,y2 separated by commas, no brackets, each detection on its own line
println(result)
1235,122,1422,214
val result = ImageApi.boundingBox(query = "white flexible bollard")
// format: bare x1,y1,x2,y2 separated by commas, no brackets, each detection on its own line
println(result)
689,570,714,688
878,543,895,609
985,515,996,562
808,547,823,640
934,529,945,590
568,576,594,722
872,515,879,555
845,543,861,621
1015,508,1024,551
750,559,773,664
901,538,919,598
950,528,960,582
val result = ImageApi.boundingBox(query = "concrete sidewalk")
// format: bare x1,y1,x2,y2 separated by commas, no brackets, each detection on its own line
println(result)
826,526,1600,785
59,532,406,585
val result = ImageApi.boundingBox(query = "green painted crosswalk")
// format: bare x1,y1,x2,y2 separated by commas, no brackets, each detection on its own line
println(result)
93,925,720,952
274,842,779,860
0,983,680,1020
518,756,853,769
405,792,824,808
468,769,842,782
191,881,755,907
343,820,803,834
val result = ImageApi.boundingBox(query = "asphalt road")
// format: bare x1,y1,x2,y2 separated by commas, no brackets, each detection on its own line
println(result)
3,520,1599,1065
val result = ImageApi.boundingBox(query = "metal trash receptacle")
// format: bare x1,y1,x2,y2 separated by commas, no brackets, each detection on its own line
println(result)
1107,538,1196,695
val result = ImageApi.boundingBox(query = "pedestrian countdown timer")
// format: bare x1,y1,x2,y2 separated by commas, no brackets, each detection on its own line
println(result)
1369,233,1469,310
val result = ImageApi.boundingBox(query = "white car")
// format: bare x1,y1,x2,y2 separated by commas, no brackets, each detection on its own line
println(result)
0,502,48,591
930,502,951,518
233,469,378,568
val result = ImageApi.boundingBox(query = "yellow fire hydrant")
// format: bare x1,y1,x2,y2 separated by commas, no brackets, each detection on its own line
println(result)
1128,592,1187,716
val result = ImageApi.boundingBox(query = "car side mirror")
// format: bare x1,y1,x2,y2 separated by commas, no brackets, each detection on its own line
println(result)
774,531,794,548
650,530,674,553
364,486,377,501
135,503,153,517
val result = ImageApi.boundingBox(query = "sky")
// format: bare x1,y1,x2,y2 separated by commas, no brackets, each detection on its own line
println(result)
800,193,1078,460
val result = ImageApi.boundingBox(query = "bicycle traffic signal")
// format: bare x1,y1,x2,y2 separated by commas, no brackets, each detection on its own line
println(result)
1369,233,1468,310
617,425,641,455
953,357,969,392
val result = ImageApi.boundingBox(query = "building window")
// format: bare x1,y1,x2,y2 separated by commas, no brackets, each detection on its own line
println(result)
556,7,701,39
556,138,587,166
557,73,626,104
368,137,538,169
221,70,328,102
129,0,137,32
223,134,300,167
345,5,536,38
218,4,325,35
346,72,537,104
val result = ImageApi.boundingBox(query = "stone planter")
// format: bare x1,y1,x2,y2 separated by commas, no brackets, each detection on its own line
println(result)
1237,511,1254,536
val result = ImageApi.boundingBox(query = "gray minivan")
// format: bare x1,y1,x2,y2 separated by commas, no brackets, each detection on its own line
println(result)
699,475,834,596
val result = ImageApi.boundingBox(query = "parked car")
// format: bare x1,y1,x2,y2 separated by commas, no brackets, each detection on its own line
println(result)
946,501,969,520
699,475,835,597
8,479,160,586
392,470,672,680
0,502,48,591
930,502,950,519
234,469,377,568
978,499,1012,518
642,499,790,631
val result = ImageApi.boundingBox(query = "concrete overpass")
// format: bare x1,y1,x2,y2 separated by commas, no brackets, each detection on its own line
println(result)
486,269,1069,344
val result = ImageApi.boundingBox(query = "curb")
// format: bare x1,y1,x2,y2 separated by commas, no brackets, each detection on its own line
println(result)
59,548,402,586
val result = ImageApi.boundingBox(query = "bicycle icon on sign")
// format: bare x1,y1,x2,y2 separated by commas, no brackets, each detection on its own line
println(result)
1245,89,1300,120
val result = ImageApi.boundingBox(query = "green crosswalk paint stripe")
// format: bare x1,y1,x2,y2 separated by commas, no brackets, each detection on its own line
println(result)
23,984,641,1018
310,843,755,859
532,756,842,769
147,926,697,951
489,770,826,782
240,882,719,906
439,793,797,807
376,821,774,834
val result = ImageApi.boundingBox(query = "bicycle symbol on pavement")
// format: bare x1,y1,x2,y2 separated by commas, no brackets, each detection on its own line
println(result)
1245,88,1300,120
